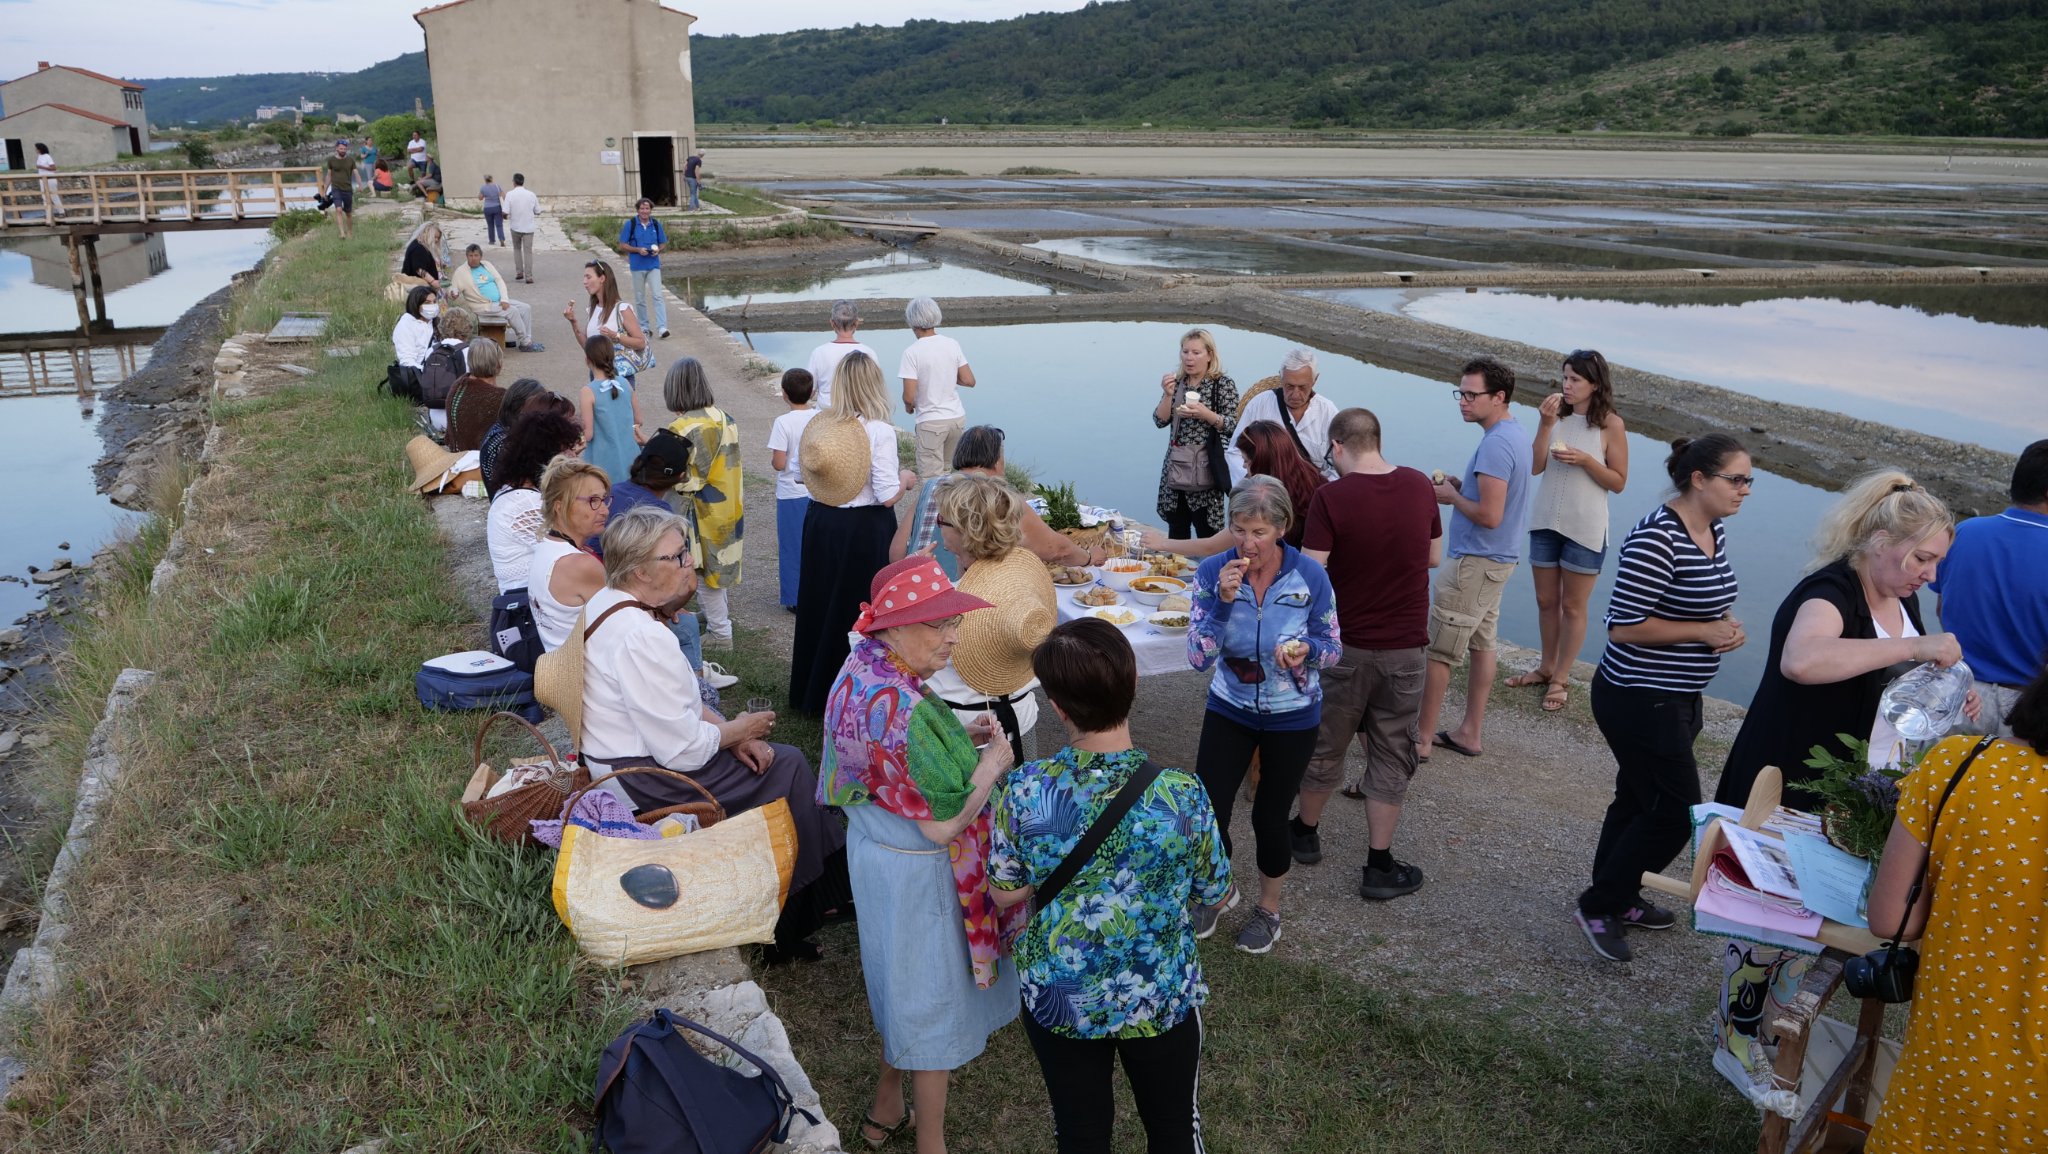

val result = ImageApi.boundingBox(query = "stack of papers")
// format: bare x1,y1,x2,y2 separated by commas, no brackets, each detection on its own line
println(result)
1686,805,1859,954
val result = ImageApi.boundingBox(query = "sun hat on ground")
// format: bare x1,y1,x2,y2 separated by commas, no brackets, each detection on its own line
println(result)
405,435,478,494
533,606,589,747
798,415,874,507
853,556,992,636
953,548,1057,696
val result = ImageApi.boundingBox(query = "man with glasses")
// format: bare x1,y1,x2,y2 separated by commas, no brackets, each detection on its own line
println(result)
1227,347,1339,483
1418,357,1534,761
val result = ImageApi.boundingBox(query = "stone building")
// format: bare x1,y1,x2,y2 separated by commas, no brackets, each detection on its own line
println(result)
0,63,149,169
414,0,699,210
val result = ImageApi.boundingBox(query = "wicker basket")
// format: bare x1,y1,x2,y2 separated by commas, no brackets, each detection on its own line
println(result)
458,711,589,846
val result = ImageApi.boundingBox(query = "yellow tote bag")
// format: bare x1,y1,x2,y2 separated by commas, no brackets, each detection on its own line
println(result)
551,780,798,968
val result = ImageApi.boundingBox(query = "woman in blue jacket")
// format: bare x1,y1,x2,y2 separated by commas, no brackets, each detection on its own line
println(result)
1186,474,1342,955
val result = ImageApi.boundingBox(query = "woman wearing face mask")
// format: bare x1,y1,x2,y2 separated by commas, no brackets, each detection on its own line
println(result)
1184,475,1341,956
393,286,438,373
1717,470,1981,812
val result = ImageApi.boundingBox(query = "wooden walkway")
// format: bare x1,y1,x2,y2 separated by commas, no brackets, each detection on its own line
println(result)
0,167,323,236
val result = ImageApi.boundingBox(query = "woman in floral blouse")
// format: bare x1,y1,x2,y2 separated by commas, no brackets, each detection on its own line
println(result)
991,618,1231,1154
818,556,1020,1152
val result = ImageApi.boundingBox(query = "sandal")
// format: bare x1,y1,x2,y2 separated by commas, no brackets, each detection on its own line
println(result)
1541,682,1570,713
1504,670,1553,689
861,1107,915,1148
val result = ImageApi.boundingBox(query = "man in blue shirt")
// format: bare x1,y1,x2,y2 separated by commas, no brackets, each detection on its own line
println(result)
617,198,671,341
1933,438,2048,738
1418,356,1533,761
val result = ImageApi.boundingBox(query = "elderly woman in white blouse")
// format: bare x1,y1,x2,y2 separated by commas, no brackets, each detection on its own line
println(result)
581,504,847,961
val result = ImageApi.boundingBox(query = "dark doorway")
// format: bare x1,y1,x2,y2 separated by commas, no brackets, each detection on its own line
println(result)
3,139,23,172
636,136,676,207
128,127,142,156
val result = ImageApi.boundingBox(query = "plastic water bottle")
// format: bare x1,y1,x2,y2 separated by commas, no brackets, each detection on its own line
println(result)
1879,660,1975,742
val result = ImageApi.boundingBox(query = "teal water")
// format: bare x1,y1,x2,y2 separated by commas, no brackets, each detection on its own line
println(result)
735,320,1841,699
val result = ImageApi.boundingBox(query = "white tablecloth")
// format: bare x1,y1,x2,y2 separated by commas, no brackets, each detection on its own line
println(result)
1053,582,1194,678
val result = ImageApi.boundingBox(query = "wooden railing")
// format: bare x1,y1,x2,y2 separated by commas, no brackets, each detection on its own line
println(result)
0,344,147,400
0,167,324,230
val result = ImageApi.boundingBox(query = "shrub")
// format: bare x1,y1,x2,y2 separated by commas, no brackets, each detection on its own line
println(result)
183,138,215,168
369,113,433,164
270,209,327,241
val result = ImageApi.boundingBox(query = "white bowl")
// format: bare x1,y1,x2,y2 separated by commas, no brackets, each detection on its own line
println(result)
1096,560,1151,592
1085,606,1142,628
1147,610,1191,632
1126,576,1188,606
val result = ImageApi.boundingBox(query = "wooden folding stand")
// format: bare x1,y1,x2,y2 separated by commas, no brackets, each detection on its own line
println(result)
1641,767,1894,1154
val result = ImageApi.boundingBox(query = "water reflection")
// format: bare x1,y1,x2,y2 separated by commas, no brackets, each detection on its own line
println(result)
1025,235,1409,275
736,320,1838,697
677,250,1054,311
0,395,136,626
0,230,271,331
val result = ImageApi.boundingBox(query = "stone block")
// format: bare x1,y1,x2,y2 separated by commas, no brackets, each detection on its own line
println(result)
632,947,750,1006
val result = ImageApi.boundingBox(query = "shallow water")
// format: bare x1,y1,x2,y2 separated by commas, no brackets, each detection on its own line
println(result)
0,230,272,626
676,251,1056,311
734,319,1839,698
1333,287,2048,453
1025,235,1413,275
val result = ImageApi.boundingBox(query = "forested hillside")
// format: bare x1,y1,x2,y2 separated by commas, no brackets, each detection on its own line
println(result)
693,0,2048,136
136,53,428,127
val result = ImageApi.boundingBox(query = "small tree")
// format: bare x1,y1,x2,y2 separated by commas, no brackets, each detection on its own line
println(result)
183,137,215,168
368,113,432,163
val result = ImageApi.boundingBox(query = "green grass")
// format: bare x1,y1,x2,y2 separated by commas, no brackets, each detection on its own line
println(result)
698,183,785,217
998,166,1078,176
0,223,638,1151
761,931,1757,1154
567,214,843,254
889,167,970,176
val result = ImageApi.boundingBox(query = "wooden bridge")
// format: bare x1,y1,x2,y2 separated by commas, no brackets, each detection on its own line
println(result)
0,328,159,404
0,166,323,236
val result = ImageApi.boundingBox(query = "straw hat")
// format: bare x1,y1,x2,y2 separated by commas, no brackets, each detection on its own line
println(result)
405,434,468,493
953,549,1057,696
1234,374,1282,423
533,606,590,747
799,415,874,507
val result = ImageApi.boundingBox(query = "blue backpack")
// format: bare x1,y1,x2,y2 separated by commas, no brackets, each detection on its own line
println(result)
415,650,540,723
594,1009,816,1154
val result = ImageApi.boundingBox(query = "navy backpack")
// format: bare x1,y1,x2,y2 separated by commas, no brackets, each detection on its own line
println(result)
594,1009,816,1154
415,650,541,723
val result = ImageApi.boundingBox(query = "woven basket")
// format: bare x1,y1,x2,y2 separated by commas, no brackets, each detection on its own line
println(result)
458,711,589,846
559,762,728,831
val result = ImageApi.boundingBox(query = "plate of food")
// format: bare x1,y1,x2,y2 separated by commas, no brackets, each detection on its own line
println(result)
1047,564,1093,586
1127,576,1188,606
1147,611,1190,632
1097,558,1152,591
1158,593,1192,613
1145,552,1199,579
1074,586,1122,608
1086,606,1142,627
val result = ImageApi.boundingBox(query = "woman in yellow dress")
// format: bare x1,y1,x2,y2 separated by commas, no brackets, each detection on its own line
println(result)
662,357,744,648
1865,663,2048,1153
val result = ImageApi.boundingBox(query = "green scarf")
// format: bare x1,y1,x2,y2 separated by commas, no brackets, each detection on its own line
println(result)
905,691,981,822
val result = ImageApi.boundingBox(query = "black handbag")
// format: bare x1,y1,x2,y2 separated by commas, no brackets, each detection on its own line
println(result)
594,1009,817,1154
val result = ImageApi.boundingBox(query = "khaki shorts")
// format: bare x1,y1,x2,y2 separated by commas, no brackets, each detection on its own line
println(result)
1425,555,1517,667
914,418,965,479
1303,645,1426,801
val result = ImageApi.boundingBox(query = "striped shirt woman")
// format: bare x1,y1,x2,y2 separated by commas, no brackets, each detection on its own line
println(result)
1575,435,1752,964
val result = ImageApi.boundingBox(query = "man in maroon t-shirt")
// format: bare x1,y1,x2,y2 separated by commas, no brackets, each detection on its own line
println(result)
1294,407,1442,901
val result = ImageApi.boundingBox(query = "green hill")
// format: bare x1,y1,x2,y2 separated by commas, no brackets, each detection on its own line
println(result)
691,0,2048,137
135,52,429,127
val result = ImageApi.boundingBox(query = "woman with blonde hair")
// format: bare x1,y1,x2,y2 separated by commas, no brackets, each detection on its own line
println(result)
1151,327,1239,539
789,351,918,715
927,474,1057,763
664,357,744,648
1718,469,1979,810
527,457,611,653
400,220,444,290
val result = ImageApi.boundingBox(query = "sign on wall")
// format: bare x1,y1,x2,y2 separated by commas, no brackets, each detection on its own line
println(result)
600,150,622,166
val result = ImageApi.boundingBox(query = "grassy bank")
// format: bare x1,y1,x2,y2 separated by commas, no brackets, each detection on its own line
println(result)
566,214,842,254
2,218,633,1151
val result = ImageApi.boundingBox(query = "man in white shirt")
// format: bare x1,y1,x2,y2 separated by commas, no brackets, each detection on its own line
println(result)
1227,347,1340,483
502,173,542,285
803,299,875,407
898,296,975,479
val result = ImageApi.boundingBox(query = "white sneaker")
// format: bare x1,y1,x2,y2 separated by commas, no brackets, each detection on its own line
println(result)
701,660,739,690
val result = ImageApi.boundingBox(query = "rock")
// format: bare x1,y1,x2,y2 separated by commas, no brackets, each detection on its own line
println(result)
0,667,14,684
0,629,21,647
56,542,68,551
0,732,16,755
279,363,316,378
223,387,250,400
20,734,50,750
29,571,63,585
48,558,71,572
110,484,141,507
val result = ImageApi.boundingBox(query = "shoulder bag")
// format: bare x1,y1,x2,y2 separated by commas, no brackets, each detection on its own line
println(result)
1032,757,1164,916
594,1008,818,1154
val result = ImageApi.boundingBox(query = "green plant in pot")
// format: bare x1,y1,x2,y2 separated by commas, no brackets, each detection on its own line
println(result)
1034,481,1082,532
1801,734,1921,863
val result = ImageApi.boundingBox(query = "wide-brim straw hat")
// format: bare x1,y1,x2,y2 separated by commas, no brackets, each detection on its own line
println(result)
406,434,467,493
1234,373,1282,423
533,607,589,747
799,415,874,507
953,549,1057,696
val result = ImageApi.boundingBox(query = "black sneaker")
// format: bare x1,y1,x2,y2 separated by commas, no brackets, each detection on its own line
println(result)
1291,825,1323,865
1574,910,1633,962
1359,859,1425,900
1622,901,1677,931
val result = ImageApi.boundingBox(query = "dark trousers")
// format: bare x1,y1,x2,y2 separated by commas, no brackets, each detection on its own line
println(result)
1195,710,1318,880
1161,491,1221,541
483,206,505,244
1022,1009,1205,1154
1580,673,1703,917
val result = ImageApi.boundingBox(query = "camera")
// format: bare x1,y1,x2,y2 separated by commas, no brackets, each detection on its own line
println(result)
314,192,334,211
1842,943,1919,1003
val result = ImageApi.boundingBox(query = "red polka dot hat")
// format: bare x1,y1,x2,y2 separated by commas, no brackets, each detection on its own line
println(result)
853,555,993,634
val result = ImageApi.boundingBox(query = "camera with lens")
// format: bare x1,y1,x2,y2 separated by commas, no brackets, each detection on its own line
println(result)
1842,942,1919,1003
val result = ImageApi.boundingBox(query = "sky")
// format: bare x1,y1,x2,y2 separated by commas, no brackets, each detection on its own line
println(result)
0,0,1100,81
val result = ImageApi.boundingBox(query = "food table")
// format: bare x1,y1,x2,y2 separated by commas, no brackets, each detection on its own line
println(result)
1051,577,1195,678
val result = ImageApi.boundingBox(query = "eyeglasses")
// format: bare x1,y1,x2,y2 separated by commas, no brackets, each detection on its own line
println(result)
1451,389,1492,402
1713,472,1757,489
653,552,687,566
917,615,964,633
577,493,612,510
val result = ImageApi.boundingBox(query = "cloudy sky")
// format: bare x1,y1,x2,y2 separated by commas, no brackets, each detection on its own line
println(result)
0,0,1099,80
